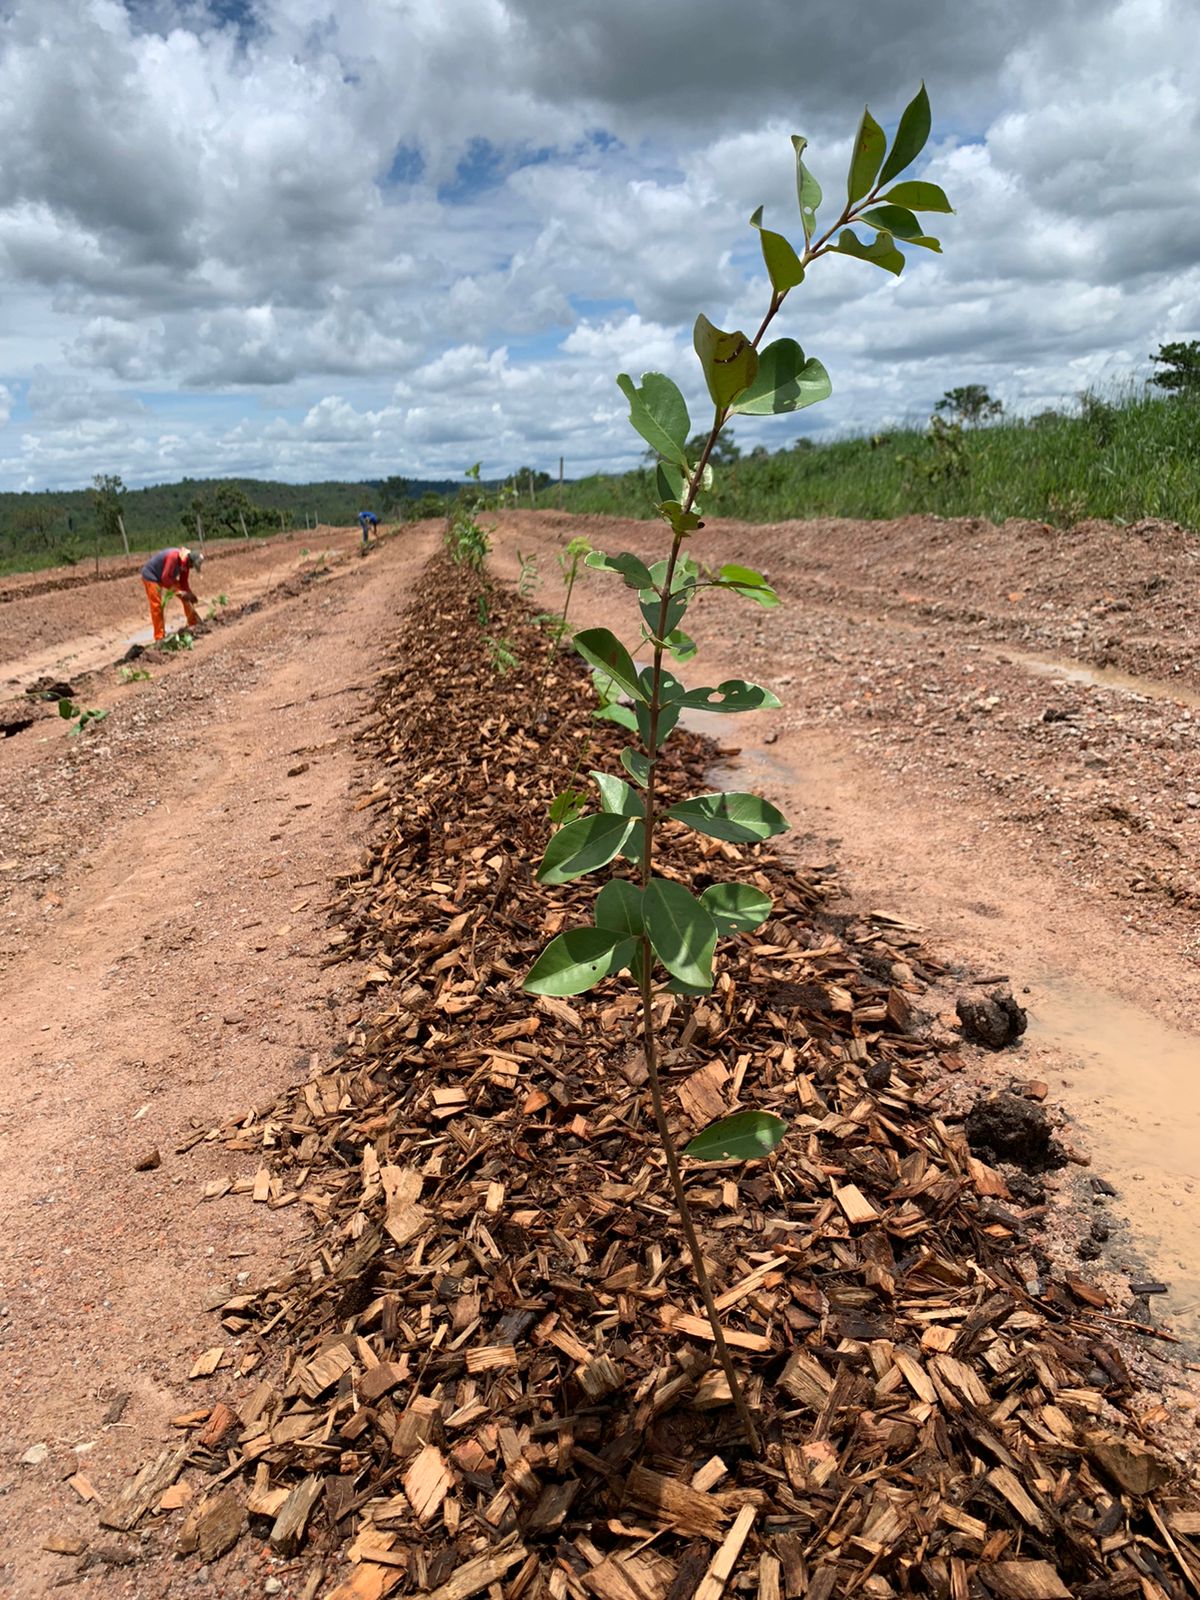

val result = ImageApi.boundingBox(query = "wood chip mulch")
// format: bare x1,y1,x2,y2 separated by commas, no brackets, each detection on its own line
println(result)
119,552,1198,1598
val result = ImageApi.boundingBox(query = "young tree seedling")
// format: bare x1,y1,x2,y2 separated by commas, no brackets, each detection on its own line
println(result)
524,87,950,1451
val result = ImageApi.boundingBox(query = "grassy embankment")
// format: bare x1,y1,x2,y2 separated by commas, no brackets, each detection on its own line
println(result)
551,390,1200,531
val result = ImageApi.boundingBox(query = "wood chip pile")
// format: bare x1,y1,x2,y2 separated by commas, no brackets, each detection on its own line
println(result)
153,554,1196,1597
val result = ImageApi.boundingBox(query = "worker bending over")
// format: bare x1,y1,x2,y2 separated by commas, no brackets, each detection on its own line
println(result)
358,510,379,549
141,545,204,641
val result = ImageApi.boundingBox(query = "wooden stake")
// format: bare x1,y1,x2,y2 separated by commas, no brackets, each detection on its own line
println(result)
239,511,249,540
558,455,564,509
527,470,535,510
195,513,205,550
117,512,130,557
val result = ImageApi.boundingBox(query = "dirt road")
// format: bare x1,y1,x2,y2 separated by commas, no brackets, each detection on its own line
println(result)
0,526,435,1596
490,510,1200,1349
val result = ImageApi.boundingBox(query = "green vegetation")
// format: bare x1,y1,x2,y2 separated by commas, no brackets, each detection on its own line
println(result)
555,386,1200,531
0,473,463,577
156,630,194,653
522,88,948,1450
117,664,151,684
1150,339,1200,395
58,698,109,736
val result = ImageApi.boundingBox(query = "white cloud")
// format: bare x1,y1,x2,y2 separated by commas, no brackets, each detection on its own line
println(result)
0,0,1197,489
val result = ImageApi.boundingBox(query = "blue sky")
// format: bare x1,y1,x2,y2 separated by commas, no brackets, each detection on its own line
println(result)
0,0,1197,491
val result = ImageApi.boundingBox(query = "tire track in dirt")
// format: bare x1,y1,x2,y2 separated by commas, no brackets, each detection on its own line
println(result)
0,528,434,1596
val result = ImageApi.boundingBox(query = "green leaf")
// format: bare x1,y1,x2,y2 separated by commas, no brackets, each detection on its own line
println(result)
644,878,717,990
655,461,687,506
58,698,77,719
791,135,822,245
595,879,645,938
881,179,953,213
713,563,780,608
594,702,638,732
832,227,905,276
548,788,587,825
718,563,770,588
684,1111,787,1162
616,372,690,468
667,791,788,844
591,770,644,817
657,501,704,536
636,698,680,751
858,204,923,240
693,314,759,409
847,107,886,203
664,628,697,662
620,747,650,786
878,83,931,187
524,927,638,996
731,339,832,416
749,205,805,293
573,628,646,703
700,882,773,935
676,680,781,714
537,812,635,884
585,550,655,589
859,205,942,252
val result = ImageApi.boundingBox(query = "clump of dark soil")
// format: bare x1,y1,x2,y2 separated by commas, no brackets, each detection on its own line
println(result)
965,1090,1067,1171
957,986,1028,1048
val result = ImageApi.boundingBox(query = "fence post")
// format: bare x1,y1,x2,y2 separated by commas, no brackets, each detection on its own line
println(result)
558,456,564,510
117,512,130,557
528,470,536,510
239,511,249,540
195,513,205,550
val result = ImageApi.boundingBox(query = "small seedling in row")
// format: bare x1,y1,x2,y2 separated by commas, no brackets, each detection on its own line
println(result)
523,87,950,1451
532,534,592,715
117,665,151,684
58,698,109,737
156,630,194,653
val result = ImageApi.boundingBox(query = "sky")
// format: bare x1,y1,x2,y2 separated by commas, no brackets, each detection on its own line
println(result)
0,0,1197,492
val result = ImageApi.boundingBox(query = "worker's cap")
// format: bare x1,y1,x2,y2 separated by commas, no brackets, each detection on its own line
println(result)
190,548,205,568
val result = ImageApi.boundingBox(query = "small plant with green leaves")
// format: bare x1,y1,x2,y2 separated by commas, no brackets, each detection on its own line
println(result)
522,87,949,1451
58,698,109,737
515,548,539,600
156,630,194,653
117,664,151,684
532,534,592,715
204,592,229,622
487,635,520,675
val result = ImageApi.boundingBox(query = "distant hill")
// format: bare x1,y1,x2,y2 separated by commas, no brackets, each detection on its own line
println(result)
0,474,464,574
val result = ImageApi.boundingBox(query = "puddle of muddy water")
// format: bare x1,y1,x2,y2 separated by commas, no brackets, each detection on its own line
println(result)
998,648,1200,710
1026,976,1200,1341
677,705,802,787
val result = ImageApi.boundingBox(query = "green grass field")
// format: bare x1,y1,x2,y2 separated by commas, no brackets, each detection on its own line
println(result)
552,390,1200,532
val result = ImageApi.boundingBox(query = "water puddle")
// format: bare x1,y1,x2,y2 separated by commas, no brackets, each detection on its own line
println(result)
1026,975,1200,1340
996,648,1200,710
677,706,802,787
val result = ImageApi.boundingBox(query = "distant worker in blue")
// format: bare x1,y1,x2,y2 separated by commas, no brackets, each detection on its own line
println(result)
357,510,379,550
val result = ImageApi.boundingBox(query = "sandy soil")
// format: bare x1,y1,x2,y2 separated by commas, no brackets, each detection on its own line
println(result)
490,510,1200,1355
1,507,1198,1592
0,526,435,1597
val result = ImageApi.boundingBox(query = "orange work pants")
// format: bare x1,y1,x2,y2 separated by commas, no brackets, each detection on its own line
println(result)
143,580,199,641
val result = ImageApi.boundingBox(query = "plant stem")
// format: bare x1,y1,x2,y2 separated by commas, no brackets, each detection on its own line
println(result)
635,495,763,1452
533,549,580,718
636,944,762,1454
